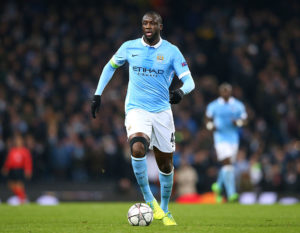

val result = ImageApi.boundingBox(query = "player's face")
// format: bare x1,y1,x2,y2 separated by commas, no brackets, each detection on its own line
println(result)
220,87,232,100
142,14,162,43
15,136,24,147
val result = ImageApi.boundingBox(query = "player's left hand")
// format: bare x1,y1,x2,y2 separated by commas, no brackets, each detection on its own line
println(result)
169,89,184,104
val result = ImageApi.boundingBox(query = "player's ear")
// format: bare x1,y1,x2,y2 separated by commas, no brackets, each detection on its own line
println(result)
159,23,163,31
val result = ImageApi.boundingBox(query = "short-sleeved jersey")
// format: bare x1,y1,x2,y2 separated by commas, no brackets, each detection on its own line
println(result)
206,97,247,144
110,38,191,113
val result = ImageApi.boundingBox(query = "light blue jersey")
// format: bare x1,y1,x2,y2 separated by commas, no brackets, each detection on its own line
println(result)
206,97,247,144
110,38,191,113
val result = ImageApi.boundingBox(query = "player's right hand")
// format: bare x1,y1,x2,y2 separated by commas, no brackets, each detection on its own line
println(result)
91,95,101,119
206,121,216,131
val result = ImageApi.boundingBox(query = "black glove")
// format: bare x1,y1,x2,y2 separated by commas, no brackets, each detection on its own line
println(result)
91,95,101,119
169,89,184,104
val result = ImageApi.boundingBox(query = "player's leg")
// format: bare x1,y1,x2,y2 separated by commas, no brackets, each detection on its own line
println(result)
7,169,27,204
211,176,223,203
212,144,225,203
151,109,177,225
215,143,239,202
7,180,26,203
153,147,176,225
14,181,27,203
129,132,154,203
153,147,174,213
130,134,165,219
212,162,225,200
125,109,164,219
221,158,238,202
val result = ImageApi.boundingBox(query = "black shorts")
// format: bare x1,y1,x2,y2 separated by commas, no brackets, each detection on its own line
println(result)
7,169,25,181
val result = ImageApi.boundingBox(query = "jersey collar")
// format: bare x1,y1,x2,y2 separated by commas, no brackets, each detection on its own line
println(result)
141,36,162,48
218,97,235,104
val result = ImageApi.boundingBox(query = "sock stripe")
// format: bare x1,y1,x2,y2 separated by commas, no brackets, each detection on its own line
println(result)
158,167,174,176
131,155,146,161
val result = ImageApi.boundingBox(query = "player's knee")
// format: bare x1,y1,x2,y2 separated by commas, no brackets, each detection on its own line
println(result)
130,136,149,158
222,158,231,165
132,142,146,157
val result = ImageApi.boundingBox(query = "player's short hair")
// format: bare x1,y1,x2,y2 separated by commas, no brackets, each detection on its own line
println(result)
219,82,232,92
143,11,163,24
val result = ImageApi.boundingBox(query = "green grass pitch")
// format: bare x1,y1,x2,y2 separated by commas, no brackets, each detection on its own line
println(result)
0,202,300,233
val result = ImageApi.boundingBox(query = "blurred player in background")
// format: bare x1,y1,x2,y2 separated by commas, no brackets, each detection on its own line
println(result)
1,134,33,204
206,83,247,203
91,11,195,225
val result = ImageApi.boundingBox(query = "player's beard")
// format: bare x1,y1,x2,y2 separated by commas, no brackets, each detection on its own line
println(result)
144,31,159,44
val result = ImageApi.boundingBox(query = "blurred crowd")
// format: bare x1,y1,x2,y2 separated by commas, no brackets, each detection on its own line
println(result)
0,0,299,196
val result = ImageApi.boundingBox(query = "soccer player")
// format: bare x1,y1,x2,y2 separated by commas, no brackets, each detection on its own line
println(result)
1,135,33,204
205,83,247,203
91,11,195,225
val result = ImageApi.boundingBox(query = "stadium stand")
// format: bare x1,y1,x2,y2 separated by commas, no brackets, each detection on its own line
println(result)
0,0,299,200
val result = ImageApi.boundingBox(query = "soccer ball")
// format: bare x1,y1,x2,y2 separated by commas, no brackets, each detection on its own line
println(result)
127,203,153,226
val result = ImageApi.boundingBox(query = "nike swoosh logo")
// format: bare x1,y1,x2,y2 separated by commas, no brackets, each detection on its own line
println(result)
132,54,138,57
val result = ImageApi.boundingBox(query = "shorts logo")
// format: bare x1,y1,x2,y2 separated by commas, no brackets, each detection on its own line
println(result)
181,61,187,67
170,132,175,147
157,54,164,62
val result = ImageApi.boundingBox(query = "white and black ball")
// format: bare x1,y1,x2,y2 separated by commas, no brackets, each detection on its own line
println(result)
127,203,153,226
